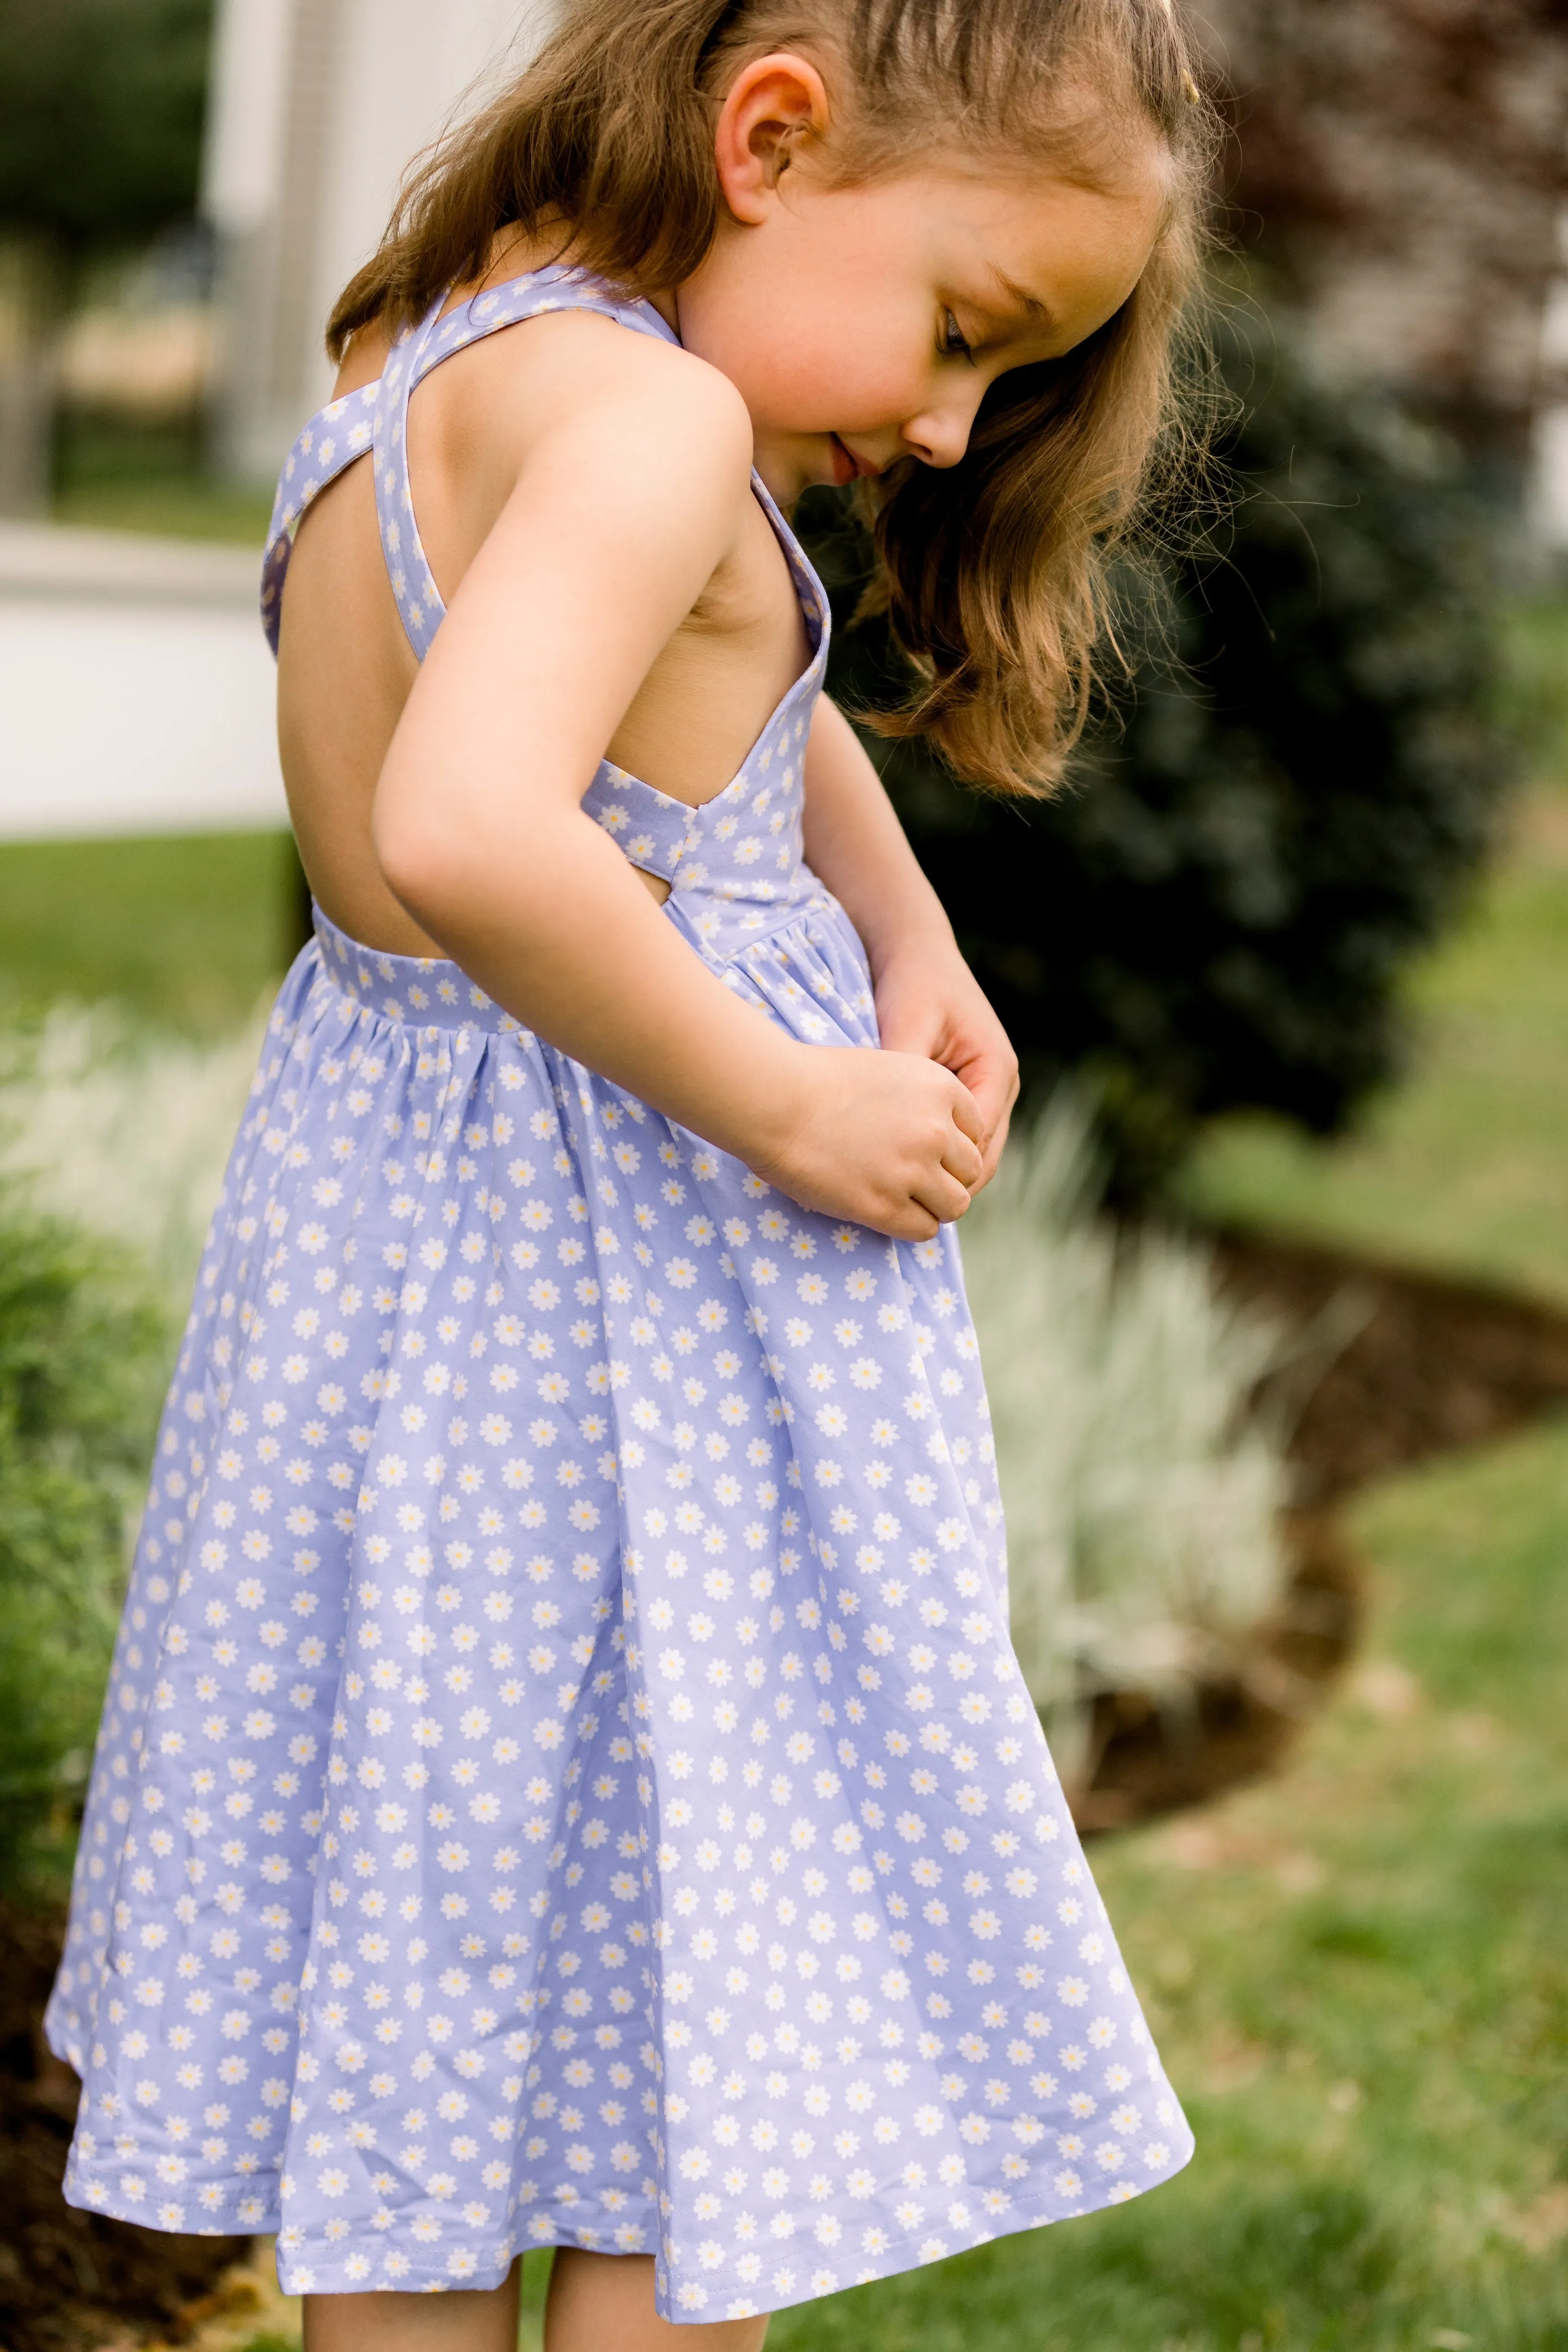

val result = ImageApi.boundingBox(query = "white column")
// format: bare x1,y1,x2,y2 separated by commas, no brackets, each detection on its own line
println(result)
204,0,557,486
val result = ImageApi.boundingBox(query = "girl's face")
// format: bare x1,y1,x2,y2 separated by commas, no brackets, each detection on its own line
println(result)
670,55,1168,508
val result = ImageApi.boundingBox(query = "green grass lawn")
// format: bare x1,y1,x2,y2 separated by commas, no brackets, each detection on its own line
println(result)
1178,601,1568,1305
0,831,299,1034
1176,801,1568,1303
51,474,274,544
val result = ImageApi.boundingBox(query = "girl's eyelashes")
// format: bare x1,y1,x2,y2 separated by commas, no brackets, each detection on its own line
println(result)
939,308,975,364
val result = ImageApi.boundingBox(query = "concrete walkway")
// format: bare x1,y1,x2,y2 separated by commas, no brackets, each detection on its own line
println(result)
0,523,286,841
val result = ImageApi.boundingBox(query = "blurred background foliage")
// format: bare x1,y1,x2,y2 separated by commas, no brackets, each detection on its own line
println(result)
798,0,1568,1196
0,1006,256,1901
0,1199,162,1897
1209,0,1568,480
804,309,1512,1195
0,0,212,262
0,0,217,515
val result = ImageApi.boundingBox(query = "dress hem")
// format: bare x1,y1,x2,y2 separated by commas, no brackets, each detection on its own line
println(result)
59,2137,1195,2319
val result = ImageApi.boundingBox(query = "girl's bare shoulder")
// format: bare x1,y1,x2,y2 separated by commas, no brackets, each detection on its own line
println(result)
336,304,752,505
333,320,393,400
461,306,751,477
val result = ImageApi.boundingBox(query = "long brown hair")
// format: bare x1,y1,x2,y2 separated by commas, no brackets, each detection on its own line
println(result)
329,0,1220,795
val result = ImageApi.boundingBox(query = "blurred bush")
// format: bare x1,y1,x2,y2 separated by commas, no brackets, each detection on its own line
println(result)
0,1002,260,1310
804,314,1515,1195
0,1004,253,1902
0,1204,161,1898
963,1094,1295,1780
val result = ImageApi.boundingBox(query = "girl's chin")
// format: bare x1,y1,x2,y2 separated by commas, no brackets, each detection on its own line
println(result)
753,435,854,507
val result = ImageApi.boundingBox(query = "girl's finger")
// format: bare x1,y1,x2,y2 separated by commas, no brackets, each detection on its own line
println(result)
881,1205,940,1242
974,1094,1016,1189
948,1079,988,1149
958,1044,1019,1145
942,1130,985,1189
913,1167,976,1226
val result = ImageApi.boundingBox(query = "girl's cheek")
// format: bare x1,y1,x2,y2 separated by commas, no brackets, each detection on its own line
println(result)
781,335,907,418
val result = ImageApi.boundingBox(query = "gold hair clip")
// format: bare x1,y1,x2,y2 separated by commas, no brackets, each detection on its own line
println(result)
1155,0,1203,101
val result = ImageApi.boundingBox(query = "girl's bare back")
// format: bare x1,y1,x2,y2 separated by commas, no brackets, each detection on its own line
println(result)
278,247,808,951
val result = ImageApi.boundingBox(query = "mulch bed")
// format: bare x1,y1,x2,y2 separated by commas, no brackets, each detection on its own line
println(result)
10,1230,1568,2342
1215,1229,1568,1508
1074,1230,1568,1829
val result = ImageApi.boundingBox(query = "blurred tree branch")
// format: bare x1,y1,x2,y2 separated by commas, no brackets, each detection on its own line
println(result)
1205,0,1568,470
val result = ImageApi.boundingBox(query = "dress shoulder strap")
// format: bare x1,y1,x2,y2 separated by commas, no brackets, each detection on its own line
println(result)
260,382,378,653
259,266,679,658
370,267,678,661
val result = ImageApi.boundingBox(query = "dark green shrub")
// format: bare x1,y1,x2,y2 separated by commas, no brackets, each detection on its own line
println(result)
0,1202,163,1899
804,315,1514,1193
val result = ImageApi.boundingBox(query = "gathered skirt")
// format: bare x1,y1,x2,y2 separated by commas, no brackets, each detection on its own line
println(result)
46,893,1193,2318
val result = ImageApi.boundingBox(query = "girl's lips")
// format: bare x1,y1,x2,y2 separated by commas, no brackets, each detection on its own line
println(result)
826,435,884,488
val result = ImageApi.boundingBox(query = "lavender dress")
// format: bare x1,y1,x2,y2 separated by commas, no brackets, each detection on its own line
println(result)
46,265,1193,2319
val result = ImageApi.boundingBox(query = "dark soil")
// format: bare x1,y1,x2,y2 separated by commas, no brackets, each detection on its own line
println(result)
1215,1229,1568,1506
10,1234,1568,2337
1074,1508,1362,1832
0,1904,247,2352
1075,1231,1568,1829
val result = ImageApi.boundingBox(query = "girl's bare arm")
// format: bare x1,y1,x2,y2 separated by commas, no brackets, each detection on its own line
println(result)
372,332,983,1239
801,695,1019,1185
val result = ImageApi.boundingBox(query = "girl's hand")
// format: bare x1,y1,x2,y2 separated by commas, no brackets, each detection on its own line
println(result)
755,1042,987,1241
798,699,1019,1193
872,942,1020,1191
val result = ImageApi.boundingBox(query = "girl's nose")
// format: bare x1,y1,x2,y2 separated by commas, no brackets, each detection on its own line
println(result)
899,389,985,470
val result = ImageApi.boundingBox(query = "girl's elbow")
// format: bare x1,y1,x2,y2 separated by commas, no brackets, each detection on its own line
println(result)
372,796,467,931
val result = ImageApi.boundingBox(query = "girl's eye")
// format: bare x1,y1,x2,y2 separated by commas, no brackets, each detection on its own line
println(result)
940,309,973,362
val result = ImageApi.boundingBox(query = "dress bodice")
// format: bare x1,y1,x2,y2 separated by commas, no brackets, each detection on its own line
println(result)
260,264,833,956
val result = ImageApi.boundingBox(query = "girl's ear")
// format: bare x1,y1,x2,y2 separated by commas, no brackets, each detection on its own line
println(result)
714,51,832,224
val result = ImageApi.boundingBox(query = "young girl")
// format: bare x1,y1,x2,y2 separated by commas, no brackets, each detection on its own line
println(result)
48,1,1211,2342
